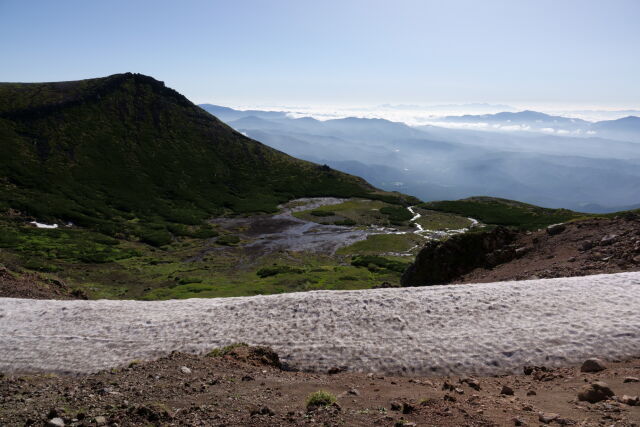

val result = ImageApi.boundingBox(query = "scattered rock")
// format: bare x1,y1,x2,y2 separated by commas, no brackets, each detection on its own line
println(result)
402,402,415,414
579,240,593,251
347,388,360,396
179,366,191,374
526,390,536,396
623,376,639,383
442,381,456,391
546,224,566,236
500,385,514,396
250,406,275,416
577,381,615,403
459,376,481,391
618,395,639,406
46,418,65,427
390,401,402,411
580,358,606,373
327,366,345,375
241,375,254,381
47,409,63,419
600,234,618,245
533,370,557,382
94,416,107,425
538,412,559,424
513,417,526,426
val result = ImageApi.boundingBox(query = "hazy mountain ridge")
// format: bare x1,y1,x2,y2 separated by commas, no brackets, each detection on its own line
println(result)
201,104,640,212
431,110,640,142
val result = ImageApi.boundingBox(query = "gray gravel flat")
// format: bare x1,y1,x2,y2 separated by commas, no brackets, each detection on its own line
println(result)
1,272,639,376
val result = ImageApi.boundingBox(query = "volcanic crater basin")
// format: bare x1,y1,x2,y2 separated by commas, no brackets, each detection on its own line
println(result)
1,272,639,376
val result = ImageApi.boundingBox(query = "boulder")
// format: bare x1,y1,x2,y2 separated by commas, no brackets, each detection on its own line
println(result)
577,381,615,403
459,376,481,391
94,416,107,426
619,395,639,406
501,385,515,396
538,412,559,424
600,234,618,245
401,227,516,286
580,358,606,373
546,224,566,236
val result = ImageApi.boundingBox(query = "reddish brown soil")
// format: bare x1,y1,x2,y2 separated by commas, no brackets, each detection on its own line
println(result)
0,266,86,299
458,216,640,283
1,347,638,426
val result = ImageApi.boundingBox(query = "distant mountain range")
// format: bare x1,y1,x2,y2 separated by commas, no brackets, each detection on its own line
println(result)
430,110,640,142
200,104,640,212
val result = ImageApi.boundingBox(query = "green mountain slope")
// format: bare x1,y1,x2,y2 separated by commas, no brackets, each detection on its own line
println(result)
0,73,410,241
421,196,587,230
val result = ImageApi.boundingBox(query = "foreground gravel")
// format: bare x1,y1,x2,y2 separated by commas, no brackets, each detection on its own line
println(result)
1,272,639,376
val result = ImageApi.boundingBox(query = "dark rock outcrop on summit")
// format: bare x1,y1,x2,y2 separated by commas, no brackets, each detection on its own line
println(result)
401,227,517,286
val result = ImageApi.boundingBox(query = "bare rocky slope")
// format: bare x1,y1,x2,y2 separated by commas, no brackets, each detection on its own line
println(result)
402,214,640,286
1,346,639,426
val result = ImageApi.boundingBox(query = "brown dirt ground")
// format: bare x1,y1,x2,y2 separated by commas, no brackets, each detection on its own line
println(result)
1,346,639,426
457,216,640,284
0,266,86,299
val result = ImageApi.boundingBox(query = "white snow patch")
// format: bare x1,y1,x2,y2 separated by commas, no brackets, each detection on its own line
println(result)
1,272,639,376
29,221,58,229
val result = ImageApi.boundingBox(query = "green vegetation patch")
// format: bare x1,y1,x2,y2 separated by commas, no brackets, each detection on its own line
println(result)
207,343,249,357
422,197,584,230
216,234,240,246
337,233,421,256
256,265,305,278
294,198,411,227
0,225,139,264
306,390,337,409
310,210,335,217
413,209,472,230
379,205,412,225
350,255,410,273
333,218,356,226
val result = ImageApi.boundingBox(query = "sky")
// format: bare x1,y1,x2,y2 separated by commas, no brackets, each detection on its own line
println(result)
1,0,639,110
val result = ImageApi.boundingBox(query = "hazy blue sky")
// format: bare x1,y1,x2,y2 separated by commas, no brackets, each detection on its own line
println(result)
1,0,639,107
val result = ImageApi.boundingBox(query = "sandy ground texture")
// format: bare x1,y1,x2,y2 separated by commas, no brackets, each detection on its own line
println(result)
1,347,639,426
1,272,639,377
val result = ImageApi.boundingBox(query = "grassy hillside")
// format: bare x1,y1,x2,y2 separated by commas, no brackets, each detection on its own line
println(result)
0,73,423,299
421,196,587,230
0,73,414,244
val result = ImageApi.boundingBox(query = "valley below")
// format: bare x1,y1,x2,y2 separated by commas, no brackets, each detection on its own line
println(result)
0,197,475,300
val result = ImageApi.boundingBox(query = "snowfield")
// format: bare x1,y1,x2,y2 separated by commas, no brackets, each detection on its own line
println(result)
1,272,639,376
